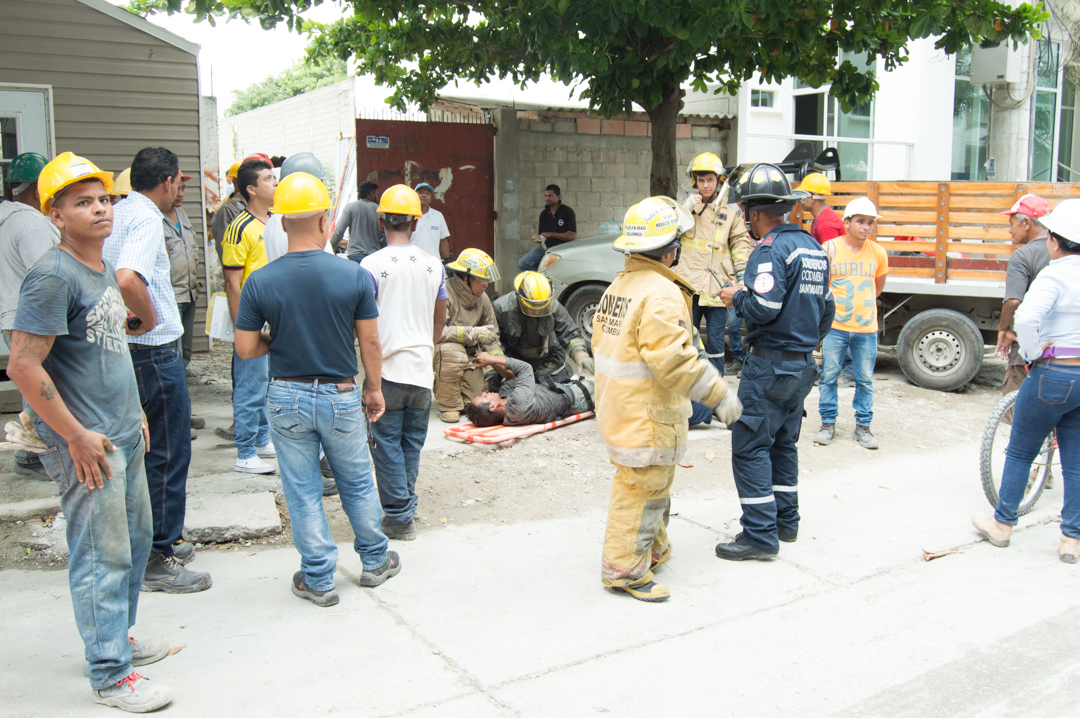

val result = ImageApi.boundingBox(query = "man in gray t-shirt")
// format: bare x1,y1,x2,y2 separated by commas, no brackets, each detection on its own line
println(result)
466,353,593,426
332,181,384,261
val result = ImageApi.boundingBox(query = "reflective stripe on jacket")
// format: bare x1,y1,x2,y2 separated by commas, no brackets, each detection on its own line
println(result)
592,254,728,467
675,190,755,306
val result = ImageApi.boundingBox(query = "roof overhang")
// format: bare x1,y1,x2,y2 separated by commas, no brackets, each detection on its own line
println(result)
77,0,200,56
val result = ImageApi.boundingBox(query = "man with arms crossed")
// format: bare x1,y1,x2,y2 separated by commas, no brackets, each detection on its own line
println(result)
235,172,399,607
9,153,173,712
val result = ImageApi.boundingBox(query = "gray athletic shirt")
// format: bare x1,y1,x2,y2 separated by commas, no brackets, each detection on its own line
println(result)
1004,237,1052,366
500,357,573,425
14,248,142,447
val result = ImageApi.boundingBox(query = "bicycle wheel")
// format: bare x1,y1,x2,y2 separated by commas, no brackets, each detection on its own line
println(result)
980,390,1056,515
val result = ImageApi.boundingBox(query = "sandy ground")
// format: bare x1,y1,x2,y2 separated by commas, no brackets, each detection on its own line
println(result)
0,342,1007,570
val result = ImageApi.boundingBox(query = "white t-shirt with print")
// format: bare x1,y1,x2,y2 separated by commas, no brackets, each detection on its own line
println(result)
410,207,450,258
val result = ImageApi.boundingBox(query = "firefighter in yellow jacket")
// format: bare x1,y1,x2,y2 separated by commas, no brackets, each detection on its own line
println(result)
434,248,502,423
676,152,756,375
593,197,744,602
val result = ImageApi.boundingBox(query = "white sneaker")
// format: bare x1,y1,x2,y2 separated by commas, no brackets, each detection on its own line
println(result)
256,442,277,458
91,672,173,713
235,456,275,474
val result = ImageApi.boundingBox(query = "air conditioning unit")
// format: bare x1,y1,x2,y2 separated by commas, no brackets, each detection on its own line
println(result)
969,40,1024,85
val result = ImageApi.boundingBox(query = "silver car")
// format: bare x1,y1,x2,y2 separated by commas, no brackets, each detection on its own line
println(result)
537,234,621,340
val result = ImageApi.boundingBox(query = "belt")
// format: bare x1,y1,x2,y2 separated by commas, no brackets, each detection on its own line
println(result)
1035,357,1080,365
273,377,357,391
750,346,810,362
1040,347,1080,359
129,341,175,352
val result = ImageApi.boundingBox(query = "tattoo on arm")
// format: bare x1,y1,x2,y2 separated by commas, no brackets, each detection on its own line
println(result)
39,381,57,401
11,332,52,362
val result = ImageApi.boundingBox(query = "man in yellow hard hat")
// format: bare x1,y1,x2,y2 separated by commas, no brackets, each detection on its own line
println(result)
209,161,244,263
109,167,132,204
234,171,399,606
492,270,593,386
799,172,844,244
8,152,174,711
677,152,755,378
594,196,742,602
434,248,502,422
361,184,448,541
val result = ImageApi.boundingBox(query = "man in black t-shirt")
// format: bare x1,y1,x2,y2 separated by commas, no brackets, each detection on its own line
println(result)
518,184,576,271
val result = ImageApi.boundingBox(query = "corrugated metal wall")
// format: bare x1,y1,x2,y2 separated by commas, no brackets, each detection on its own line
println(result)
0,0,208,352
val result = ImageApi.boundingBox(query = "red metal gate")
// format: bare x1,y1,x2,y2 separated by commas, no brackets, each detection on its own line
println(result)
355,120,495,257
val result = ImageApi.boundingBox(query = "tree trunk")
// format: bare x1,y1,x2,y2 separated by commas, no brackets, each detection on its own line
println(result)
646,84,685,198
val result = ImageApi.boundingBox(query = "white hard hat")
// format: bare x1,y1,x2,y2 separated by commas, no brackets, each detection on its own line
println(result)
843,196,882,219
1039,198,1080,245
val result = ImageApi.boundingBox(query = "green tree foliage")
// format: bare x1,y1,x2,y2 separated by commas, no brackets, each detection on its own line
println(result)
134,0,1046,196
223,57,348,116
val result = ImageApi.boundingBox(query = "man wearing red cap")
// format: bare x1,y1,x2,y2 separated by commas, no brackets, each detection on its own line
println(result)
996,194,1052,400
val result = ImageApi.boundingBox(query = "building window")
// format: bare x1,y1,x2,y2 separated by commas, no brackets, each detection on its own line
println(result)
751,90,775,108
791,51,874,180
1058,77,1077,181
951,48,990,180
1031,39,1061,181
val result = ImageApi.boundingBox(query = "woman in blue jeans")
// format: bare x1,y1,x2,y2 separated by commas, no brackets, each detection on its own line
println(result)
973,199,1080,563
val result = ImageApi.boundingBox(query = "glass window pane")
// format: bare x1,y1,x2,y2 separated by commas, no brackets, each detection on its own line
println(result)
1031,89,1057,181
794,92,825,135
955,48,973,78
951,79,989,180
0,118,16,160
1037,40,1059,89
1059,78,1077,181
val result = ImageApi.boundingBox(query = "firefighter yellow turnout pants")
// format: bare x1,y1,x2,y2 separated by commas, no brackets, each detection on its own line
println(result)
600,463,674,588
433,342,487,413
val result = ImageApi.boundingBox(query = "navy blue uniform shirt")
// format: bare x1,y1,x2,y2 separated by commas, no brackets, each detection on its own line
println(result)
733,223,835,352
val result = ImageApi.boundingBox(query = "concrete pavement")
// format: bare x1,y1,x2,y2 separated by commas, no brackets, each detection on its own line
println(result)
3,436,1080,716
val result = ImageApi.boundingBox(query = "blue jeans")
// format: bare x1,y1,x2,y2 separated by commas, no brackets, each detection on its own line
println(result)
995,362,1080,535
518,245,546,272
691,296,726,376
370,379,432,525
726,308,745,363
131,345,191,556
39,436,152,689
819,329,877,426
232,349,270,459
268,380,388,590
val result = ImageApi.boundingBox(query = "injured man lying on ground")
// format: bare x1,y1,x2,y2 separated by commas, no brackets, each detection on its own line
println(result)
467,352,593,427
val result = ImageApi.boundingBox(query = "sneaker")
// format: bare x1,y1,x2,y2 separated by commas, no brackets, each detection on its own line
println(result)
171,542,196,566
291,571,339,607
12,454,49,480
360,551,401,587
853,425,879,450
214,424,236,441
129,636,170,667
256,442,277,458
234,456,275,474
439,411,460,424
142,553,212,593
91,672,172,713
190,415,206,430
1061,533,1079,564
972,512,1012,547
609,580,670,602
322,477,338,497
813,423,836,446
381,517,416,541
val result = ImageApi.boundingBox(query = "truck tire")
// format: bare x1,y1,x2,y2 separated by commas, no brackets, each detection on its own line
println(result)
897,308,983,392
564,283,609,340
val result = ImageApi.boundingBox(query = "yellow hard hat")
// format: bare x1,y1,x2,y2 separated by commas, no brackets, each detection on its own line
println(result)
271,172,331,217
447,248,500,282
377,184,423,217
112,168,131,197
686,152,725,188
799,172,832,196
613,196,693,254
226,162,241,180
513,271,554,317
37,152,113,214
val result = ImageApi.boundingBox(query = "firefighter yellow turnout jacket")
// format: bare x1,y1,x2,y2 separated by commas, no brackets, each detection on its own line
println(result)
592,254,729,467
675,188,755,306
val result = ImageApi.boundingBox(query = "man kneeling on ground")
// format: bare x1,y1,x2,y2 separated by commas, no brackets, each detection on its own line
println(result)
467,351,593,426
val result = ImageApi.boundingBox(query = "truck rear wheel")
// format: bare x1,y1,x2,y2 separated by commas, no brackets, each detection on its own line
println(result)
564,283,609,341
897,308,983,392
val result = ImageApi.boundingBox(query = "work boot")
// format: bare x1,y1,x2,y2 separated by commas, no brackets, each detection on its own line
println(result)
234,456,275,474
650,544,671,570
726,359,744,377
12,452,49,480
854,425,879,450
971,512,1012,547
439,411,460,424
142,553,212,593
190,415,205,430
778,529,798,543
360,551,402,587
715,533,777,561
291,571,339,607
214,424,236,441
322,477,338,497
91,672,173,713
609,580,670,603
813,423,836,446
171,541,196,566
129,636,170,667
381,517,416,541
1061,534,1079,564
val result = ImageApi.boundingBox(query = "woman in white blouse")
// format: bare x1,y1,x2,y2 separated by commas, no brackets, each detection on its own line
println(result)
973,199,1080,563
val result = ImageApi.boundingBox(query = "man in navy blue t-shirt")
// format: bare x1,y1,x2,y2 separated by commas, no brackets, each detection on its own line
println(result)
234,172,400,607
